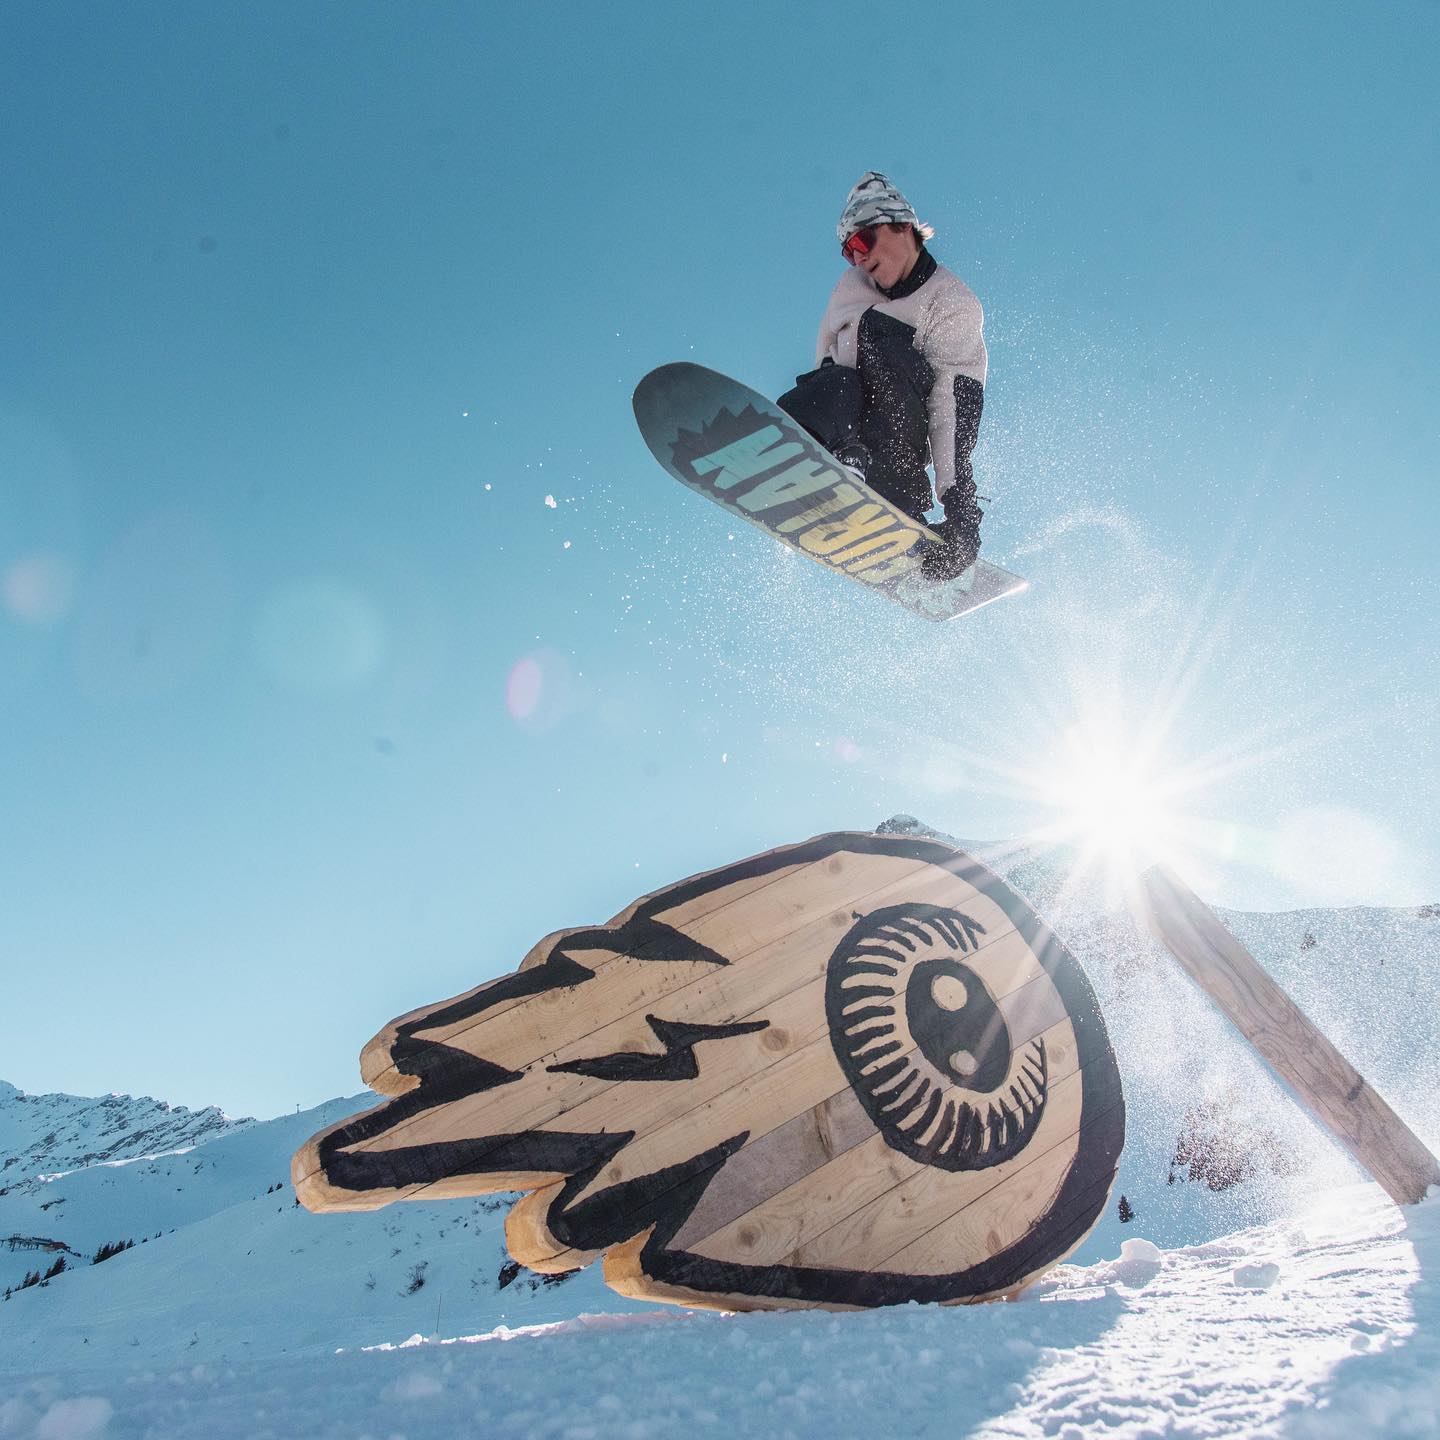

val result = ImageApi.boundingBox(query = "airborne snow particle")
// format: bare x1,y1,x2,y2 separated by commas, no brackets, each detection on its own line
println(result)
563,540,572,550
544,495,557,508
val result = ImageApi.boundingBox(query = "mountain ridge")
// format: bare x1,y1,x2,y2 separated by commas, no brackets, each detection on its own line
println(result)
0,1082,252,1199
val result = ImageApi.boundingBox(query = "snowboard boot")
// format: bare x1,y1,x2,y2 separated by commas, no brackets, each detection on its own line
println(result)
831,441,872,485
920,497,982,582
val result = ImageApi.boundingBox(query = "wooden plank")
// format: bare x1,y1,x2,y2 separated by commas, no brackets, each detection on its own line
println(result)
356,849,929,1099
677,1017,1081,1265
296,831,1124,1311
996,969,1070,1044
1139,863,1440,1208
428,920,1055,1262
510,1015,872,1270
508,902,1035,1167
601,1117,1123,1316
520,989,1077,1275
357,861,809,1092
679,1129,912,1269
878,1126,1080,1275
668,1087,873,1252
935,1163,1122,1308
953,925,1051,1003
424,853,950,1074
785,1061,1084,1273
504,1180,573,1272
599,1228,802,1315
298,854,1023,1189
295,928,1055,1218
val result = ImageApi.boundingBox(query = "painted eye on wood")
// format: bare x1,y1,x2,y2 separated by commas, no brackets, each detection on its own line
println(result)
828,904,1048,1172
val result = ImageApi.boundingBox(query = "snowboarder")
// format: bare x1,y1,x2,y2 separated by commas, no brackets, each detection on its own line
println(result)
779,171,988,580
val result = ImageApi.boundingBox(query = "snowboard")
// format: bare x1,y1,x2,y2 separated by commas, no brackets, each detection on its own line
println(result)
633,362,1027,622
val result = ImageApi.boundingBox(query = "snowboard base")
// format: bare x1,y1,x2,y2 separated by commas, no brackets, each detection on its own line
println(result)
633,363,1026,621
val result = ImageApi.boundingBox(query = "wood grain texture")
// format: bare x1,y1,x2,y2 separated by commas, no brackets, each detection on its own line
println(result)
294,855,996,1200
294,831,1125,1309
1139,863,1440,1207
685,1019,1083,1269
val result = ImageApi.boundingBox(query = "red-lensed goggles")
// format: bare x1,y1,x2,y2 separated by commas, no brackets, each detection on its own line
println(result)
841,226,878,264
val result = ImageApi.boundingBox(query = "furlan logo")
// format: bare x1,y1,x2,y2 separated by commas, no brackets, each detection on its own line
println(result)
670,407,926,584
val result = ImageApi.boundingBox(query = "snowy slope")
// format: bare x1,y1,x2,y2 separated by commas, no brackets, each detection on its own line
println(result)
0,1094,646,1370
2,1184,1434,1439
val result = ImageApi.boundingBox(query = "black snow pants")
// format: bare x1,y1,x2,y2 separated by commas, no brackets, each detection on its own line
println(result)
777,309,982,524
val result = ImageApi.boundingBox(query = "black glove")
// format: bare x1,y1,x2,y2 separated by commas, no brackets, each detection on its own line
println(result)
921,488,983,581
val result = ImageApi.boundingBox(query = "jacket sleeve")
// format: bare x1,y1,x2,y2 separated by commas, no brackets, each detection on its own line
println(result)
815,294,839,368
814,270,870,369
921,287,986,498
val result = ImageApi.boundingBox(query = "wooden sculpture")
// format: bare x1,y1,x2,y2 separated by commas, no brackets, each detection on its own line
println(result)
293,831,1125,1310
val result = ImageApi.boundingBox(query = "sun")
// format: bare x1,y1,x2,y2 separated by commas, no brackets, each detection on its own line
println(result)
1028,719,1192,897
1051,739,1171,858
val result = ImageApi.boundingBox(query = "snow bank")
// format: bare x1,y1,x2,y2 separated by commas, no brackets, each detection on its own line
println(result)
2,1182,1432,1440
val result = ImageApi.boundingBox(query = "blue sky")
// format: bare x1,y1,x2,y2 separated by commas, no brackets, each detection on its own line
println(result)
3,1,1437,1118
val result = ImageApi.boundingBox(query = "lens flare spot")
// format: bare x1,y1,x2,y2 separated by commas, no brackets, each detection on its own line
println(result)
254,579,388,691
73,511,233,701
506,657,544,721
834,737,860,763
506,649,577,730
3,553,76,625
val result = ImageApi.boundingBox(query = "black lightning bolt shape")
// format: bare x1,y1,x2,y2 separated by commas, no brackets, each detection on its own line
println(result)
546,1015,770,1082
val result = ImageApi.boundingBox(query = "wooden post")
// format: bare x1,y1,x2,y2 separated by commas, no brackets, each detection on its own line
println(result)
1137,863,1440,1207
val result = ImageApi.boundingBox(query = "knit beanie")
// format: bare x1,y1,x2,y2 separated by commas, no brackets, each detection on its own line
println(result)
837,171,934,244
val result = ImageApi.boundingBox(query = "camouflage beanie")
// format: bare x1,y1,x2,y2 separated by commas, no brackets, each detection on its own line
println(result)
837,171,933,244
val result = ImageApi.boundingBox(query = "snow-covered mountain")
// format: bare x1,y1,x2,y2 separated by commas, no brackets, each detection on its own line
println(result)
0,1088,641,1373
0,1083,258,1290
0,1081,250,1195
3,822,1436,1433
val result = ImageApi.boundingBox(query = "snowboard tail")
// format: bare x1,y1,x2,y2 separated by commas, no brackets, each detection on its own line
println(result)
633,363,1025,621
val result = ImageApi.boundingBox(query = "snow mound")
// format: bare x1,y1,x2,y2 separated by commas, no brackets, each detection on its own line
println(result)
3,1183,1434,1439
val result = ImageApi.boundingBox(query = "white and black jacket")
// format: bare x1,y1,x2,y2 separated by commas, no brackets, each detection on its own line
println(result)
814,251,987,500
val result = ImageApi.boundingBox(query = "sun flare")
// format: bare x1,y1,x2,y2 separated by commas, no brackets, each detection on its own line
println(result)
1028,721,1192,896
